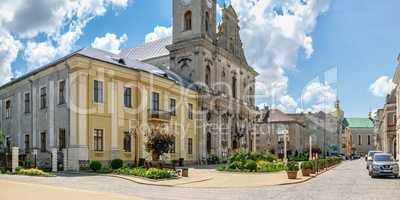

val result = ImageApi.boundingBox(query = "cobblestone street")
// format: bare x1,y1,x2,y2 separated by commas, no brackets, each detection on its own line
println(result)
2,159,400,200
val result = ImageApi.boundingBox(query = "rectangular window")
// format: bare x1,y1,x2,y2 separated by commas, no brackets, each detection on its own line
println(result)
368,135,371,145
40,87,47,109
123,132,132,152
188,138,193,155
358,135,362,145
59,129,66,151
170,99,176,116
25,135,30,153
41,132,47,152
94,129,104,151
24,93,30,113
94,80,103,103
188,103,193,120
124,87,132,108
5,100,11,119
152,92,160,111
59,80,66,105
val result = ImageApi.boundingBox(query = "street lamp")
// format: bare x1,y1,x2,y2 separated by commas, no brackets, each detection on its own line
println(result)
278,126,289,163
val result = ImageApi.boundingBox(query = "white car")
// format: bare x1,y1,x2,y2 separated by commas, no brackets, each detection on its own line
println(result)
369,153,399,178
366,150,382,170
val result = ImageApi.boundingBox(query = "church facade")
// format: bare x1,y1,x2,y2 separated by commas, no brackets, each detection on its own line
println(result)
122,0,258,160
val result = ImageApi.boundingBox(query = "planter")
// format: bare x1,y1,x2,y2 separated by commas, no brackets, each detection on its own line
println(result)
286,171,298,179
302,168,312,176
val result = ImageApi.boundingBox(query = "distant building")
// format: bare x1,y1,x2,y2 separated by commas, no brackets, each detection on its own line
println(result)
374,90,396,158
343,118,375,156
256,108,307,157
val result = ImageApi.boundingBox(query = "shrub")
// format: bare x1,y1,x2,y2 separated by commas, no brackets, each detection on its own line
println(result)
264,153,277,162
301,161,313,170
15,166,23,173
245,160,257,172
114,167,175,179
289,152,308,162
111,159,123,170
89,160,102,172
145,168,175,179
286,161,299,172
16,168,51,177
228,150,248,164
98,167,113,174
257,161,285,172
216,164,227,171
228,161,244,170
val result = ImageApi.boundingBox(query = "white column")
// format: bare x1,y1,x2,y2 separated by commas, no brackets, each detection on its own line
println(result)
110,80,119,159
49,81,55,147
32,86,37,148
51,148,57,172
283,130,288,163
62,148,67,171
11,147,19,173
218,115,222,158
17,93,21,147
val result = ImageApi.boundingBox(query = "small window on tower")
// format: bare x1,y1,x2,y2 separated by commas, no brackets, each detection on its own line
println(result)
184,11,192,31
205,12,210,33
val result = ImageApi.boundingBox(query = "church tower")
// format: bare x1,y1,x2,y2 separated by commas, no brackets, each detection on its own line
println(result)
172,0,217,44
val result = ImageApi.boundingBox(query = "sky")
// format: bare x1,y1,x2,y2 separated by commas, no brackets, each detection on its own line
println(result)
0,0,399,118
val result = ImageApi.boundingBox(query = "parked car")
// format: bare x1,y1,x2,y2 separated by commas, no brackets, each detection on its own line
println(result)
369,153,399,178
366,150,382,169
351,153,361,160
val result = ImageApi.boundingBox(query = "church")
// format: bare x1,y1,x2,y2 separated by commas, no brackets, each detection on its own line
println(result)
121,0,259,160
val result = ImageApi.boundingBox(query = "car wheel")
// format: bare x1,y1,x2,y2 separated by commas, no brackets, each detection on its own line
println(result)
395,175,399,179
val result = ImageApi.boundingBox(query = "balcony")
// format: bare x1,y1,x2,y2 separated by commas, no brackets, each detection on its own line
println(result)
148,109,171,122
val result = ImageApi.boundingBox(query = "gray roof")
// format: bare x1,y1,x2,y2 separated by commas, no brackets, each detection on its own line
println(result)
120,36,172,61
0,47,196,90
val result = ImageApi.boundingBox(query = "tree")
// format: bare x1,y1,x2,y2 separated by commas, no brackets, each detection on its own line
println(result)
0,130,5,150
145,128,175,161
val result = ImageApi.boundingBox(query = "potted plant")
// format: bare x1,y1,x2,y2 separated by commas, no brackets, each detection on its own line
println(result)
286,161,299,179
301,161,313,176
145,129,175,161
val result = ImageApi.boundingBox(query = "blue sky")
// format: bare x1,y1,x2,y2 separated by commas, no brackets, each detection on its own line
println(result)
2,0,399,117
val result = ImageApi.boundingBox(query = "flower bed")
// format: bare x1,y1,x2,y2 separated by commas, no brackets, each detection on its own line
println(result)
15,168,52,177
217,151,285,173
114,167,176,180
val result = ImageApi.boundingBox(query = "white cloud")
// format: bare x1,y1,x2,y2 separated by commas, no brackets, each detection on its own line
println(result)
0,0,130,77
232,0,330,112
91,33,128,54
0,30,22,84
300,80,337,113
369,76,396,97
145,26,172,43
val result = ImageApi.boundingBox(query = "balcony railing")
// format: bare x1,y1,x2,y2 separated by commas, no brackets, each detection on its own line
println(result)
148,109,172,121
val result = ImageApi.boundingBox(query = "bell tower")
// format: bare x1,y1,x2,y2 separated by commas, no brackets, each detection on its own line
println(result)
172,0,217,44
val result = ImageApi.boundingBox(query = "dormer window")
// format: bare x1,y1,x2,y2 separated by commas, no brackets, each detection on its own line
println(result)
184,11,192,31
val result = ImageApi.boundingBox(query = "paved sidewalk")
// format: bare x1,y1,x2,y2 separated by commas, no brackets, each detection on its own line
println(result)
0,179,142,200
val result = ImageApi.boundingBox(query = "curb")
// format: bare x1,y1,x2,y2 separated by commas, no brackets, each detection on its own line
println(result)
106,174,213,187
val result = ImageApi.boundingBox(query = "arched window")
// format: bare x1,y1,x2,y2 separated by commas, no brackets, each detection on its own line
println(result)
232,76,237,98
184,11,192,31
205,65,211,87
205,12,210,33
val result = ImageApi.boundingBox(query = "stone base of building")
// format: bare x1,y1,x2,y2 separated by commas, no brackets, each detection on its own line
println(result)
65,146,89,171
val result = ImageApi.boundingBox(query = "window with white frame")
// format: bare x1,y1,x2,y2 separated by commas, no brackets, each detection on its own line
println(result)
94,80,103,103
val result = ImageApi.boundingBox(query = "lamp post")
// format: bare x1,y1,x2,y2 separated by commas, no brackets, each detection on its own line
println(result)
309,135,313,160
278,127,289,164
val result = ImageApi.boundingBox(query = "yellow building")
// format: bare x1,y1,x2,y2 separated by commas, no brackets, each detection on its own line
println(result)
67,48,199,170
0,48,198,171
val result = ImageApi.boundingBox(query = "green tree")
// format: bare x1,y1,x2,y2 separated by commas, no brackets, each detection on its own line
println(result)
0,130,5,149
145,128,175,161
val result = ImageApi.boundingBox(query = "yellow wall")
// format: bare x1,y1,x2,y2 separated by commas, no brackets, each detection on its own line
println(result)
67,56,198,162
